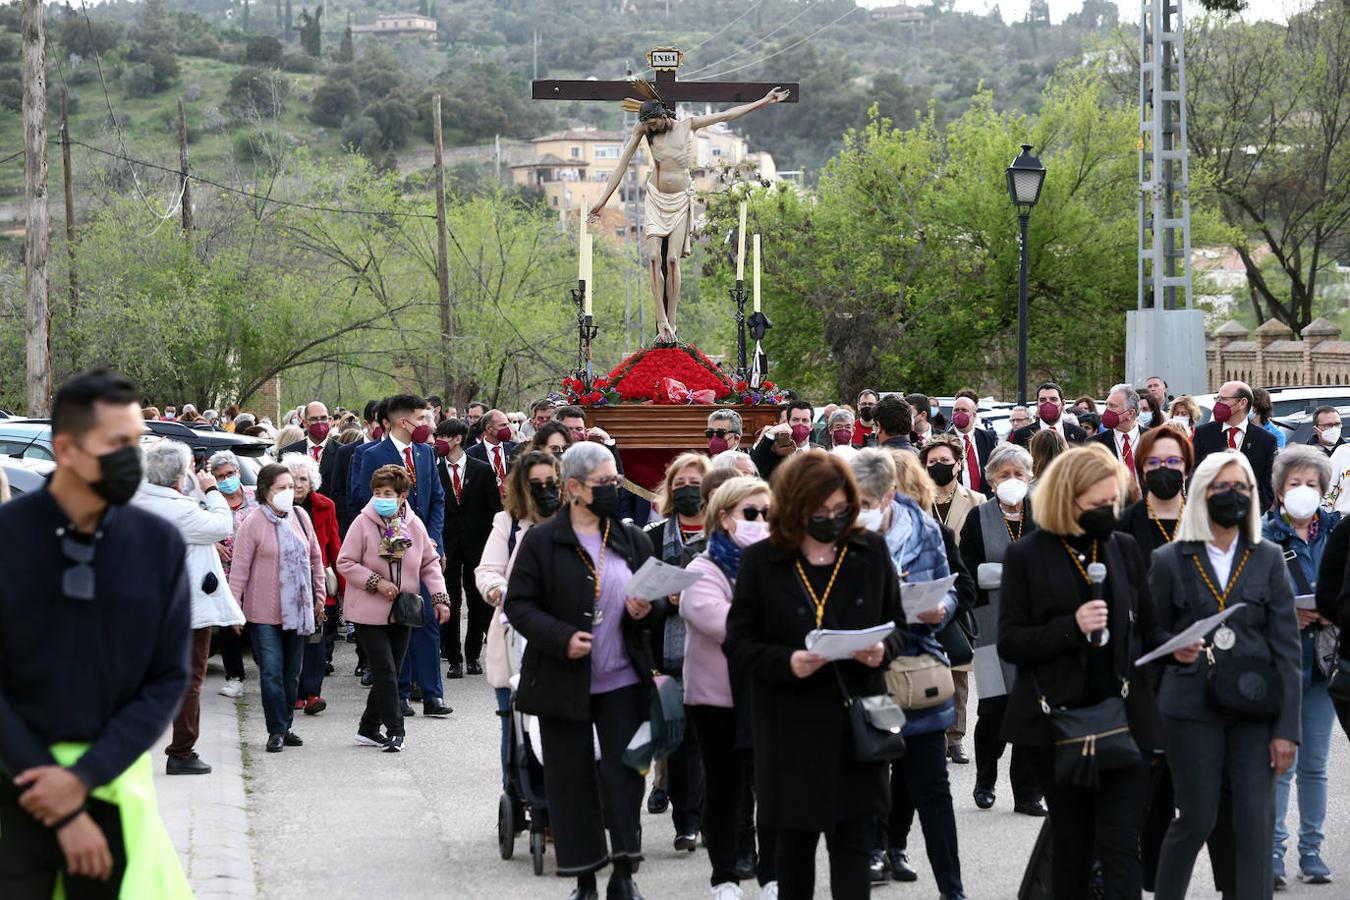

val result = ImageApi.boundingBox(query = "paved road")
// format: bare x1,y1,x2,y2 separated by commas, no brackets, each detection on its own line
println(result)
175,640,1350,899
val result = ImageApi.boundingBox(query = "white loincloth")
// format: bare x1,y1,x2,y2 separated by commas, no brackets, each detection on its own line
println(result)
643,184,695,259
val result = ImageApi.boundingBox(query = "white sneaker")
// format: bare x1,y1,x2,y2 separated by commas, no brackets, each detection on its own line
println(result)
218,678,243,699
759,883,778,900
711,884,742,900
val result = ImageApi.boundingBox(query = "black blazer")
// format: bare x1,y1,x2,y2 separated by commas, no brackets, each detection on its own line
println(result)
725,530,904,832
1116,499,1177,566
437,455,501,564
1192,421,1277,512
998,530,1168,750
332,439,364,535
1013,422,1089,447
948,426,998,495
466,439,519,475
1315,517,1350,632
280,439,340,499
504,511,656,722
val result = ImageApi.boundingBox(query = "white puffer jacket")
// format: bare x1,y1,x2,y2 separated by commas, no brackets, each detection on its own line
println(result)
132,483,245,629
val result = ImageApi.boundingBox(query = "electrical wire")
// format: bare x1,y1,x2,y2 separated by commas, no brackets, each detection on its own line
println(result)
690,4,860,82
0,150,23,167
678,0,824,80
682,0,769,56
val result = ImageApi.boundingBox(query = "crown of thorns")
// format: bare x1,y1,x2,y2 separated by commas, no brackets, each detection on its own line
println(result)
638,99,675,121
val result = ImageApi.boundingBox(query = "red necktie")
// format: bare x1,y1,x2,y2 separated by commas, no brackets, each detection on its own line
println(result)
1228,427,1239,449
311,444,322,462
451,462,462,502
492,446,506,484
403,446,417,488
964,434,981,491
1122,434,1134,474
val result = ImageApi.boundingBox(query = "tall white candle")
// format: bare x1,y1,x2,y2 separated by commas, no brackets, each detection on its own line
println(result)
752,233,761,313
577,211,585,284
735,201,747,282
582,231,593,317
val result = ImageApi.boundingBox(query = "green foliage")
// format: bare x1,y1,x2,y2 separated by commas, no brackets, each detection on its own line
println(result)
228,66,289,117
363,95,417,150
245,35,283,67
340,114,382,156
418,65,554,145
296,6,322,58
309,78,359,127
120,63,160,99
337,25,354,63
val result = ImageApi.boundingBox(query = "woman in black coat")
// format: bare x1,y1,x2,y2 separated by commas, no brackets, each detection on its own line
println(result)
725,452,904,900
505,442,657,900
1000,446,1167,899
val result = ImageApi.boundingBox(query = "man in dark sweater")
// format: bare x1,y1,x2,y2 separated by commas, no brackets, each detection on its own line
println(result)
0,370,191,895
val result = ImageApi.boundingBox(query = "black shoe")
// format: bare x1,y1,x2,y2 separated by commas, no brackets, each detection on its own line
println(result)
567,889,599,900
283,731,303,747
673,833,697,852
886,848,918,882
354,664,365,677
324,662,335,675
400,699,415,717
646,787,669,814
354,728,390,748
973,787,996,810
360,670,374,688
383,735,405,753
265,734,284,753
423,698,453,717
868,849,890,884
1014,799,1048,817
410,684,424,702
947,743,969,765
165,753,212,775
446,663,464,679
466,659,483,676
733,851,757,881
939,894,969,900
605,876,644,900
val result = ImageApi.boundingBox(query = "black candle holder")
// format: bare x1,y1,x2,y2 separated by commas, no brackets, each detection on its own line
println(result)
571,279,599,392
730,278,748,384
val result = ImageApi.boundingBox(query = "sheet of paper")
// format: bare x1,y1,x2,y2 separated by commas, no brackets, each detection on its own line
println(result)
1134,603,1248,666
1295,594,1317,610
804,623,896,661
622,557,704,601
972,644,1006,698
901,574,958,621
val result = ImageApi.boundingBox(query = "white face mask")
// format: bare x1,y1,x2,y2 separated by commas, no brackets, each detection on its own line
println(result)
996,478,1029,506
857,507,885,532
1283,484,1321,520
1138,412,1154,428
1172,415,1189,427
729,518,770,548
1318,427,1341,445
271,488,295,513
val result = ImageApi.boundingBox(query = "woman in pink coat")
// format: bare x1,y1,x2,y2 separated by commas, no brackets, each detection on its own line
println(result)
228,464,326,754
337,464,450,753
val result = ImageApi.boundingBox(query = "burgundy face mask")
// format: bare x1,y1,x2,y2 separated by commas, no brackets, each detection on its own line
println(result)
1100,408,1121,430
410,424,432,444
495,426,513,443
831,428,852,446
951,411,972,430
307,422,330,442
434,439,451,458
1211,401,1232,424
708,436,729,455
790,424,811,444
1038,401,1062,425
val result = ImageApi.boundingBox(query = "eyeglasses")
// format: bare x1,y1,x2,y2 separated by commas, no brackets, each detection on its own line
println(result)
705,428,740,439
58,529,96,602
739,505,769,521
529,479,559,490
1144,456,1185,469
811,504,854,521
1209,481,1253,496
585,475,624,488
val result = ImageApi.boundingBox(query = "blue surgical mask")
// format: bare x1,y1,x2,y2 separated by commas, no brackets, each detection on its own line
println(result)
217,476,241,494
1137,412,1153,428
373,498,400,518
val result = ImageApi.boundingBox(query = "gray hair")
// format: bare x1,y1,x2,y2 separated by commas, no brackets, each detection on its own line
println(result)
849,447,898,501
828,408,855,430
144,440,193,489
1176,450,1264,545
711,449,756,474
280,451,323,492
1109,383,1141,413
1272,443,1332,496
708,409,743,434
985,443,1033,480
208,449,241,474
561,441,614,485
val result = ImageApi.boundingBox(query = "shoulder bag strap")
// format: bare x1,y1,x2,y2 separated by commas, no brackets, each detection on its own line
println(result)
1275,535,1314,597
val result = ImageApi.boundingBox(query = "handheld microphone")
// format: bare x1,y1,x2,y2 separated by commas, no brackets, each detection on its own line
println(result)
1087,562,1109,646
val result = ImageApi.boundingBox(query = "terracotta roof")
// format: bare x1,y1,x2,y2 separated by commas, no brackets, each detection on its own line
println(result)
510,153,589,168
534,129,628,143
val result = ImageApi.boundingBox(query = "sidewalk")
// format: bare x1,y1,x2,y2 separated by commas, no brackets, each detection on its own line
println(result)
153,662,257,899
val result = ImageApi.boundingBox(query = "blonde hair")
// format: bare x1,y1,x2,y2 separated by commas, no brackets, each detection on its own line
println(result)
1032,444,1129,537
273,424,303,458
1176,450,1264,545
891,449,936,514
0,467,9,503
655,452,712,517
704,475,770,535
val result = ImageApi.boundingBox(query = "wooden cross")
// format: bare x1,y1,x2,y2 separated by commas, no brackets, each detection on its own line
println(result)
532,47,800,107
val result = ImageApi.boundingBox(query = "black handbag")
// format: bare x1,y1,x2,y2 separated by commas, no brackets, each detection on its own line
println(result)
833,665,906,763
1327,655,1350,704
384,559,424,628
1204,645,1281,720
936,611,974,667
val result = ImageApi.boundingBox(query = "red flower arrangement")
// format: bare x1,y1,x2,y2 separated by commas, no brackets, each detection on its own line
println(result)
553,344,786,406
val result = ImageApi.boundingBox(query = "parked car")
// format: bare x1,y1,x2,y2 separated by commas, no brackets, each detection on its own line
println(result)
0,457,55,496
1187,386,1350,426
1273,406,1350,449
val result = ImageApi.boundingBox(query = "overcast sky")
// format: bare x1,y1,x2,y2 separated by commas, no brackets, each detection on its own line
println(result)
856,0,1301,25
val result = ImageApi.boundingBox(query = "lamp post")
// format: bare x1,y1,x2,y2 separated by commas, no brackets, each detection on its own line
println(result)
1006,143,1046,406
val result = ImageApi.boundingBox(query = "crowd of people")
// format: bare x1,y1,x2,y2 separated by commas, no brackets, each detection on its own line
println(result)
4,368,1350,900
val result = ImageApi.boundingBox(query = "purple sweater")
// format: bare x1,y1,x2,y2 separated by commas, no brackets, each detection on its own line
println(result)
577,530,639,694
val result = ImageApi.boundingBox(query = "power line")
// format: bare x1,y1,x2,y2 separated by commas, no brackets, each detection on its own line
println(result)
0,150,22,167
691,4,861,82
679,0,824,80
682,0,769,56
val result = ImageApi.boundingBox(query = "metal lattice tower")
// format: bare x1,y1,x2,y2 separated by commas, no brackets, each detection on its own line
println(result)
1138,0,1194,310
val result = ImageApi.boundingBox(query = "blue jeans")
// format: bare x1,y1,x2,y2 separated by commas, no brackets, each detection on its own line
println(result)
496,687,512,789
398,589,444,702
1274,675,1335,858
250,623,305,736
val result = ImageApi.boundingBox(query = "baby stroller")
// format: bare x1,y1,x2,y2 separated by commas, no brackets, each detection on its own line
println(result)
497,607,549,875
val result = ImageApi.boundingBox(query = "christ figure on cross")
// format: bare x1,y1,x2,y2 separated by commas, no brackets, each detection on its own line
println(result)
587,88,789,344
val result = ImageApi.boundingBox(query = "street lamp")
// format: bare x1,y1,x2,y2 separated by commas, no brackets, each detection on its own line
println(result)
1006,143,1046,406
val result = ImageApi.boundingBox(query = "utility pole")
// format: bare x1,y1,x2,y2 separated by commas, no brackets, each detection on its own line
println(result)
177,98,193,245
21,0,50,416
60,90,77,313
432,94,454,404
532,29,538,82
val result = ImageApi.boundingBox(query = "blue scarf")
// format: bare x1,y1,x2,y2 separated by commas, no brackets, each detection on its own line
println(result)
707,531,743,582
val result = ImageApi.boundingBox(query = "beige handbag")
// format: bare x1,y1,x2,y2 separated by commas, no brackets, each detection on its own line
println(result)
885,653,955,710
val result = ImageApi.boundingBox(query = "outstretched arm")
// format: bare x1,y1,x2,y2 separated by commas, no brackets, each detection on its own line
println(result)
689,87,790,131
588,123,647,220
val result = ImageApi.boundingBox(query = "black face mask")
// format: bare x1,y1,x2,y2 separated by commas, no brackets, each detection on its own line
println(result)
928,462,956,487
1077,505,1117,541
586,483,620,519
1206,489,1251,528
1144,467,1184,501
530,483,562,517
806,510,853,544
858,406,875,423
672,484,703,518
86,445,143,506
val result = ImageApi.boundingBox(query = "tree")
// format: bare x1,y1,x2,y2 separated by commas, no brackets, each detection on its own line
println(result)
309,77,358,126
228,66,288,117
296,5,322,57
245,34,283,66
338,18,353,62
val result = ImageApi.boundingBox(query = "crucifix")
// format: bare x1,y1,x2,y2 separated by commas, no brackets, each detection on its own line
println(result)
533,48,798,345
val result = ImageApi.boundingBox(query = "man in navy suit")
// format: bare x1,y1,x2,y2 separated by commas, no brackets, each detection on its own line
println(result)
1193,380,1278,512
465,408,518,493
353,394,452,717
